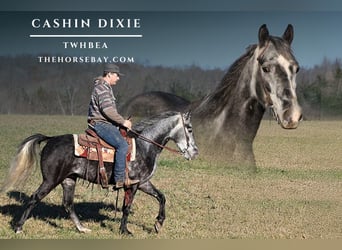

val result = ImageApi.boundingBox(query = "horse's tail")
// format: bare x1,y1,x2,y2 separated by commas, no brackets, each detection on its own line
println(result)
1,134,51,193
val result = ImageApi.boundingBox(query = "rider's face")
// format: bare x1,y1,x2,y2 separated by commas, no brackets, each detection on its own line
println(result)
108,72,120,85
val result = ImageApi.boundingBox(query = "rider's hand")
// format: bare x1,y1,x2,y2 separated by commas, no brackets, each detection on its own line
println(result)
123,119,132,130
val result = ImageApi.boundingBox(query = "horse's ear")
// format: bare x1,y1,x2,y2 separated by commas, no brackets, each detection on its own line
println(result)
282,24,294,45
258,24,269,47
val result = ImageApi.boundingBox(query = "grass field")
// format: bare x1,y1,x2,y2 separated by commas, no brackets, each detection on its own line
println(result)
0,115,341,239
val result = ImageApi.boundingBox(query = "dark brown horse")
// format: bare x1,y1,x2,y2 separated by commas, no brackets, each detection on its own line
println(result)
122,24,302,170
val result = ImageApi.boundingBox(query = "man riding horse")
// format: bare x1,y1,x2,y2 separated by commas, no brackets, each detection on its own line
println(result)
87,64,140,189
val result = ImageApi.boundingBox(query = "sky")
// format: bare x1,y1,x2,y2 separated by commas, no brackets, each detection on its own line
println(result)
1,1,342,69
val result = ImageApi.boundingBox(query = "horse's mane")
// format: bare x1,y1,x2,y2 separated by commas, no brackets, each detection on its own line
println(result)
132,111,180,134
195,44,257,117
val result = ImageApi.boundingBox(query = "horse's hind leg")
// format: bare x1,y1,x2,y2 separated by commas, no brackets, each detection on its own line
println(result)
61,177,91,233
15,181,57,233
138,181,166,233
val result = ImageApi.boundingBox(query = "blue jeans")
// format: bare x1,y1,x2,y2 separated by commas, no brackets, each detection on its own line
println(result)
93,122,128,183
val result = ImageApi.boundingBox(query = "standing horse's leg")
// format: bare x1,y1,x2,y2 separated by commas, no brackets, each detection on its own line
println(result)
61,177,91,233
15,181,58,233
119,186,138,235
137,181,166,233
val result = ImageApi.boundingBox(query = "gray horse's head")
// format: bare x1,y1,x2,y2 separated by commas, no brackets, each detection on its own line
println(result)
171,111,199,160
255,24,302,129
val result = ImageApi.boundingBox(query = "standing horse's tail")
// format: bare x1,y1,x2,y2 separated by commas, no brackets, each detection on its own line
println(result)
1,134,51,193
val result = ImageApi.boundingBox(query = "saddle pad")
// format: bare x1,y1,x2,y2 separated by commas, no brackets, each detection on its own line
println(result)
73,134,136,162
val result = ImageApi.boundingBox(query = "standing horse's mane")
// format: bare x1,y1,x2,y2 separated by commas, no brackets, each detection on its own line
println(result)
132,111,180,133
196,44,257,117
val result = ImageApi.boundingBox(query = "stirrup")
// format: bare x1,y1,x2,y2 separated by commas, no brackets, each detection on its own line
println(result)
125,178,140,186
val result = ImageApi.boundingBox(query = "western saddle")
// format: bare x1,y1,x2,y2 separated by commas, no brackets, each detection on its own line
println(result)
76,128,133,189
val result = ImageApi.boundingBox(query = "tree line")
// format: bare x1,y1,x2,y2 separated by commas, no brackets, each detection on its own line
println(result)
0,55,341,120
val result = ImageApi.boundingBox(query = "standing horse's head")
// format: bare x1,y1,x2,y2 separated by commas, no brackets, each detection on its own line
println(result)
172,111,199,160
255,24,302,129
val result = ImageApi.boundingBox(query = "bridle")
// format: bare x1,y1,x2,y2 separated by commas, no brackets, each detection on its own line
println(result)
179,112,191,156
256,40,280,124
256,40,289,125
256,40,274,108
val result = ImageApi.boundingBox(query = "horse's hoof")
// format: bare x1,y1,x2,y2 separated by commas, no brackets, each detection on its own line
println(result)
14,227,23,234
120,228,133,235
154,221,163,233
78,227,92,233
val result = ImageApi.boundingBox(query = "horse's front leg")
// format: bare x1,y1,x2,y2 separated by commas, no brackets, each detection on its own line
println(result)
119,186,138,235
138,181,166,233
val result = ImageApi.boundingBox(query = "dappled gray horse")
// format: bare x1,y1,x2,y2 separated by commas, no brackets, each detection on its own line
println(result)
192,24,301,168
123,24,302,170
2,111,198,235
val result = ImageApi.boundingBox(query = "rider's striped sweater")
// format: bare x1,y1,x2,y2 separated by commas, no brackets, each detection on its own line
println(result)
87,77,125,126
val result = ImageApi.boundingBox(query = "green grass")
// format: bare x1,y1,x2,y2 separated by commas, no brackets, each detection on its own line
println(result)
0,115,341,239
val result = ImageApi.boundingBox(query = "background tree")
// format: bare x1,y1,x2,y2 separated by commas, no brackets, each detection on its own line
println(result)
1,55,342,119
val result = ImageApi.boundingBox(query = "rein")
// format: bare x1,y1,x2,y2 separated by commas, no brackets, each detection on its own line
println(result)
127,113,190,156
128,128,181,155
